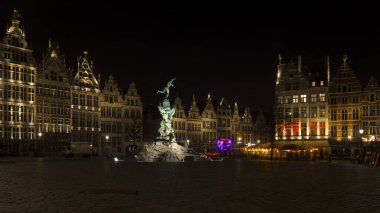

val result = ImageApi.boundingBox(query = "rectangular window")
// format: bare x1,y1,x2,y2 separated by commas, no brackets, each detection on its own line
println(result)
292,123,299,136
363,122,369,135
352,96,359,104
352,108,359,120
330,109,337,121
370,122,376,135
353,125,359,137
292,95,298,103
311,94,317,103
330,126,337,137
284,96,291,104
311,107,318,118
341,125,348,138
278,97,283,104
319,105,326,117
342,109,348,120
285,108,291,118
310,122,317,136
342,97,348,104
301,107,307,118
330,98,337,105
319,122,326,136
301,123,307,136
292,107,299,118
300,94,307,103
363,106,369,117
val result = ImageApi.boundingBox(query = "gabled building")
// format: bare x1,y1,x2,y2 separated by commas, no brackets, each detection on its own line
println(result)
201,94,217,149
216,97,232,138
173,95,187,143
240,108,253,145
36,40,71,152
328,55,362,142
274,55,329,157
100,74,123,155
0,10,37,153
123,82,143,150
187,95,202,149
360,77,380,142
253,110,271,143
71,51,101,154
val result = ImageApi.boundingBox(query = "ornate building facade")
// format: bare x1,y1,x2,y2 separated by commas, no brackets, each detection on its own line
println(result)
172,93,254,151
36,41,71,152
71,52,101,154
274,56,329,156
328,55,362,143
0,10,37,153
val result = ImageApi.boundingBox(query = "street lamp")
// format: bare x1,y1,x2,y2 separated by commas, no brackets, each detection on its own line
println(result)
186,139,190,148
257,140,260,144
105,135,110,157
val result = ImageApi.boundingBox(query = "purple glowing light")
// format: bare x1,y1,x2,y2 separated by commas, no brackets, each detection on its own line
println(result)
215,138,233,152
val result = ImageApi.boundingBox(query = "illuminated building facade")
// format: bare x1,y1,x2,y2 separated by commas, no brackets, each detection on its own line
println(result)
36,41,71,152
275,56,329,154
201,94,218,149
71,51,101,153
173,96,187,142
0,10,37,152
100,74,123,154
361,77,380,142
328,56,362,143
171,94,253,150
123,82,143,150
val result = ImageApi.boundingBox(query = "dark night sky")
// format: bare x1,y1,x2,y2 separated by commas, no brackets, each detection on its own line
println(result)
1,1,380,113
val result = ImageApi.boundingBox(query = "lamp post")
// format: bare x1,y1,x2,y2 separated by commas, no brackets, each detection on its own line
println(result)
359,129,364,163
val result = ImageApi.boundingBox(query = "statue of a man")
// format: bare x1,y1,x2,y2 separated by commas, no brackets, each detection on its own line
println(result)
157,78,176,99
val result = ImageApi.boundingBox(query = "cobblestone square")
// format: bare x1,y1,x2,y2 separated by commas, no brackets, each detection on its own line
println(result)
0,158,379,213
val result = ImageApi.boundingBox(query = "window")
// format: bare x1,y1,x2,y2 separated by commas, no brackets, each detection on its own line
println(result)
330,109,337,121
341,125,348,138
342,97,348,104
330,98,337,105
320,81,324,86
284,96,291,104
370,106,376,116
292,83,299,90
301,107,307,118
352,108,359,120
319,105,326,117
319,93,326,102
319,122,326,136
292,95,299,103
292,123,299,136
352,96,359,104
312,82,316,86
277,96,283,104
311,94,317,102
363,106,369,117
311,107,318,118
353,125,359,137
300,94,307,103
310,122,317,136
292,107,299,118
342,109,348,120
330,126,337,137
301,123,307,136
285,108,291,118
370,122,376,135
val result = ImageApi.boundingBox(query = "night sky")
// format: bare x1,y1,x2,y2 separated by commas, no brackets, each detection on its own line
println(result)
1,1,380,113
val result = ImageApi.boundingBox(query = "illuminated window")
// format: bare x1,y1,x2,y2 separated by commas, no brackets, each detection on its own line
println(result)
311,94,317,102
292,95,298,103
300,94,307,103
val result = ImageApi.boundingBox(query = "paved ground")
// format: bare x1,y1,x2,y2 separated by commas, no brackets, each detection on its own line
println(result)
0,157,379,213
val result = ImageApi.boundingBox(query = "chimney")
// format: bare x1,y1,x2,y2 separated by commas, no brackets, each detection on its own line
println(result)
325,56,330,85
298,56,302,73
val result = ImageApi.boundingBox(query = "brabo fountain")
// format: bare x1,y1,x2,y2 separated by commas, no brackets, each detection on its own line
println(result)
139,78,192,162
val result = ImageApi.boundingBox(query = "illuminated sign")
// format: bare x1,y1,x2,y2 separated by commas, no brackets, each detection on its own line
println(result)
215,138,232,152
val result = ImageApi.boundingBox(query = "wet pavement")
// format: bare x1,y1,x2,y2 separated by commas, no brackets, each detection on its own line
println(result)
0,157,379,212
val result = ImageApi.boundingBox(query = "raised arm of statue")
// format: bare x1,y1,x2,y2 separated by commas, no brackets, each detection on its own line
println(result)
157,78,176,98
